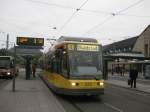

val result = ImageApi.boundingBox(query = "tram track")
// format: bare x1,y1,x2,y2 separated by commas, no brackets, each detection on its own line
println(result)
55,94,119,112
67,97,123,112
54,84,150,112
68,100,84,112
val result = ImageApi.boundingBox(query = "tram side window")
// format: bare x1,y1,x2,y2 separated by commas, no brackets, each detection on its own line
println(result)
62,53,67,77
55,49,62,74
47,58,51,71
52,58,57,73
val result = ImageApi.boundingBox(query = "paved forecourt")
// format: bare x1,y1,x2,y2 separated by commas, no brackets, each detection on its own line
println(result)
0,69,66,112
107,74,150,94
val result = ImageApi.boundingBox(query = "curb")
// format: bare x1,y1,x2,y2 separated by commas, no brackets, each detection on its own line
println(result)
106,81,150,94
39,75,67,112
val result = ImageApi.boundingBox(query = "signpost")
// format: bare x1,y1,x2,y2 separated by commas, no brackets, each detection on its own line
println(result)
16,37,44,80
17,37,44,46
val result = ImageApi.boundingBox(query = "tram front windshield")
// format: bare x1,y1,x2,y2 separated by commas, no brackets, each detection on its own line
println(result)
69,51,103,79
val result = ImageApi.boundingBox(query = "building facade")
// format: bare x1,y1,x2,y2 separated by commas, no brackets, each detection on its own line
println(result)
133,25,150,57
103,24,150,58
103,25,150,76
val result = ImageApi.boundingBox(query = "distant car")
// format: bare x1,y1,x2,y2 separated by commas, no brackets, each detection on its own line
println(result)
0,56,18,79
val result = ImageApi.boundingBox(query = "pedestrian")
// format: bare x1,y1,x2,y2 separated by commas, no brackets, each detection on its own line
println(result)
32,63,36,78
129,66,138,88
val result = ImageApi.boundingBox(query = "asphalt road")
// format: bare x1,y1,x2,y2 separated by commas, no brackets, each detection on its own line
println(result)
55,84,150,112
0,79,11,89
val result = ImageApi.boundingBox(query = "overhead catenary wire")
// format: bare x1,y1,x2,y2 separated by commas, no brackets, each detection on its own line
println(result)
116,0,144,15
26,0,149,18
78,0,89,10
58,0,89,32
26,0,149,39
59,11,77,31
84,15,114,34
117,13,150,18
26,0,110,15
81,9,112,15
84,0,145,35
26,0,74,9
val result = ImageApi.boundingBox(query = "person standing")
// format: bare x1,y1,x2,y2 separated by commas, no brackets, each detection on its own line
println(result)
32,63,36,78
129,67,138,88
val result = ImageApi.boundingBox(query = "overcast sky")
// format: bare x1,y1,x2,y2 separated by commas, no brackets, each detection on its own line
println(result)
0,0,150,51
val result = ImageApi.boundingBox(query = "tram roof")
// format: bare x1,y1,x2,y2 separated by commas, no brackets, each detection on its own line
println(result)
57,36,98,43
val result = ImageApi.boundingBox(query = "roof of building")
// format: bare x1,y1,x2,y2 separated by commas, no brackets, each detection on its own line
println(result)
139,24,150,36
103,36,139,52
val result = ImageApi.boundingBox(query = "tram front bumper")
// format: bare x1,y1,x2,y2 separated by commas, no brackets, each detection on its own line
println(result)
54,87,104,96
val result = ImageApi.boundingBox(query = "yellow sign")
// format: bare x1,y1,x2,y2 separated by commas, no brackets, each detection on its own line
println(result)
19,37,28,43
77,44,99,51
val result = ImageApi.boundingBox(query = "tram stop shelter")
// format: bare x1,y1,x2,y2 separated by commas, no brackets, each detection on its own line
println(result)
103,52,150,80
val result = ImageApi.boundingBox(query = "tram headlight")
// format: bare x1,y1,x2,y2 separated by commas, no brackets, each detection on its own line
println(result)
98,82,104,86
71,82,76,86
100,82,104,86
7,72,11,75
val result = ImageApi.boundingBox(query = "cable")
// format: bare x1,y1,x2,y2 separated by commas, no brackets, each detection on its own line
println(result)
81,9,112,15
26,0,90,33
84,15,114,35
118,13,150,18
26,0,74,9
59,11,77,31
116,0,144,14
26,0,115,16
78,0,89,10
84,0,145,35
58,0,89,32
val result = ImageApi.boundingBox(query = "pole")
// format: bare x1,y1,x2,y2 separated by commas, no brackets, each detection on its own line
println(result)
6,34,9,50
103,60,108,80
26,56,31,80
12,44,16,92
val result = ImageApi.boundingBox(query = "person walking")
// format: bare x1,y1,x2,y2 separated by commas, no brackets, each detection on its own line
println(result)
32,63,36,78
129,67,138,88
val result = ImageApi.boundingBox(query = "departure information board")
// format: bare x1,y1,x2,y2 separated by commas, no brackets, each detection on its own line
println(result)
17,37,44,46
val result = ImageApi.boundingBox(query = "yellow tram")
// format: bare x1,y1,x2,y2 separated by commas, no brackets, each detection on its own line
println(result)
42,36,104,95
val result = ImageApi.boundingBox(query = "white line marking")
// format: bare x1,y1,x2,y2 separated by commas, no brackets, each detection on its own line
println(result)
104,103,123,112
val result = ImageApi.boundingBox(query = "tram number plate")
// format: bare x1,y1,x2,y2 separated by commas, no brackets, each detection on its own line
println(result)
84,82,92,86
